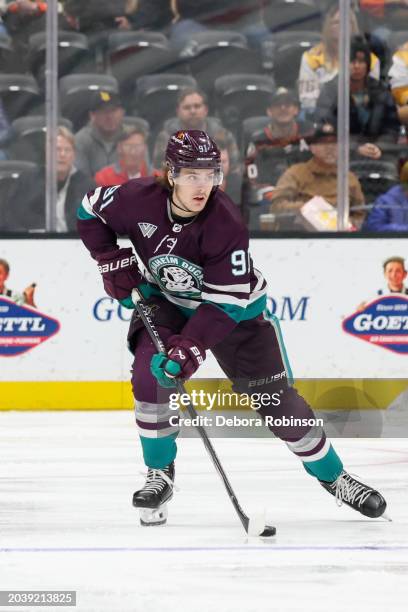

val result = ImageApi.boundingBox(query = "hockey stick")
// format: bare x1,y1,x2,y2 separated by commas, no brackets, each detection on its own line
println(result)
131,289,276,537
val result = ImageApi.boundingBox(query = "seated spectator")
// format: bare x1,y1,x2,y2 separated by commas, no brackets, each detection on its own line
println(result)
268,124,365,230
316,35,400,160
95,125,150,186
362,160,408,232
75,91,126,177
2,0,47,69
57,126,95,232
62,1,137,32
298,5,379,115
217,130,242,203
0,257,36,306
389,39,408,126
127,0,173,32
153,88,240,175
244,87,313,203
169,1,268,50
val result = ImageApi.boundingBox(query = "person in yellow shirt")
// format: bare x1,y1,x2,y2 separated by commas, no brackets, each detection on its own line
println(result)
298,5,380,114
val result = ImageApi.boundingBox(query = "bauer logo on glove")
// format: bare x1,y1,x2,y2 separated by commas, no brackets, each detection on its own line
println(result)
150,336,206,388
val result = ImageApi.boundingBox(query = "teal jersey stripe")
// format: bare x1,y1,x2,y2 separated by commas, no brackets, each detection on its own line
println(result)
77,203,95,220
267,312,294,385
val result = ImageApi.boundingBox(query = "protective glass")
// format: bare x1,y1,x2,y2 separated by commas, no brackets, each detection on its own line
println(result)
171,168,224,187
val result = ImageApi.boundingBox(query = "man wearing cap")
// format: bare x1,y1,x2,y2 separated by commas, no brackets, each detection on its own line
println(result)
244,87,313,203
268,123,365,229
74,91,126,177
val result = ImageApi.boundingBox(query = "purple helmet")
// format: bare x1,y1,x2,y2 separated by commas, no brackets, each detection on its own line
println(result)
165,130,221,172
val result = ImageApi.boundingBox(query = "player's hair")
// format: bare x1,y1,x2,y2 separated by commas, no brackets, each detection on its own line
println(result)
177,87,208,108
155,165,172,192
0,258,10,274
383,256,406,271
117,124,147,144
57,126,75,150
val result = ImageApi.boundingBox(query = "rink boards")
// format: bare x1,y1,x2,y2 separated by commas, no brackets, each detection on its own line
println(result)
0,237,407,410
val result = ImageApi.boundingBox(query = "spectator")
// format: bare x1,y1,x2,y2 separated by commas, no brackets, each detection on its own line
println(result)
153,88,240,175
298,5,380,114
378,256,408,295
169,1,268,50
95,125,151,186
217,130,242,203
316,35,400,160
75,91,126,177
127,0,173,32
268,124,365,229
244,87,313,203
389,40,408,126
0,257,36,306
2,1,47,69
362,161,408,232
61,1,137,32
57,126,95,232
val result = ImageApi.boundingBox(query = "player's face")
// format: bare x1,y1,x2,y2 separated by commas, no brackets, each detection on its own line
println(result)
171,168,215,215
0,264,8,291
177,94,208,129
57,135,75,179
384,262,407,291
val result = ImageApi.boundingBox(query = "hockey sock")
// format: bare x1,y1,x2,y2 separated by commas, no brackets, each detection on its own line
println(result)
302,443,343,482
140,433,178,469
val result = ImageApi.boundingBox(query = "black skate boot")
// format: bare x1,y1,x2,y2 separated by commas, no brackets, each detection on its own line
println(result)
132,463,175,526
320,470,387,518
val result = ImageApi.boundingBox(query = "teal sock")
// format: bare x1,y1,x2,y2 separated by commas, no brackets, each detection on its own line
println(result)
302,443,343,482
140,433,178,469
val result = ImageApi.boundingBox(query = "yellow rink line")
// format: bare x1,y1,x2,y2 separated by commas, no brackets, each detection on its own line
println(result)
0,379,407,411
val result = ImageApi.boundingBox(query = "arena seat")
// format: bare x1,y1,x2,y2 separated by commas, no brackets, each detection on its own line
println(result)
350,160,399,204
0,74,42,120
135,74,197,133
8,116,73,164
28,31,93,88
59,74,119,131
179,30,261,93
0,160,44,231
108,32,173,110
214,74,275,139
261,31,321,89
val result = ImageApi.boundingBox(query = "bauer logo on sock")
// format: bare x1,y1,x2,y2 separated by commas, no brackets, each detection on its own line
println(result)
342,295,408,355
0,297,60,357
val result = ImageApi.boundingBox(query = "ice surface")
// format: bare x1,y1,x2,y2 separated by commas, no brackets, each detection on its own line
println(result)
1,411,407,612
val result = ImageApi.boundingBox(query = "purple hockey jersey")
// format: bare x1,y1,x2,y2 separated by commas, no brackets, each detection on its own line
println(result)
77,178,267,349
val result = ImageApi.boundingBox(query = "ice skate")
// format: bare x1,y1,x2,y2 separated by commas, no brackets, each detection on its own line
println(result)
132,462,175,526
320,470,387,518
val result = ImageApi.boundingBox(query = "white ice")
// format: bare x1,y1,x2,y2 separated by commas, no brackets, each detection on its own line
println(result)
1,411,407,612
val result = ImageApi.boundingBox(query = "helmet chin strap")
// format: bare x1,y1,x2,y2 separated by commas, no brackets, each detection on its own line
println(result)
170,184,198,216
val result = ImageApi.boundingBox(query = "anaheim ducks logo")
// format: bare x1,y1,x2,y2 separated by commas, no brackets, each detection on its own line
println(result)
148,254,203,297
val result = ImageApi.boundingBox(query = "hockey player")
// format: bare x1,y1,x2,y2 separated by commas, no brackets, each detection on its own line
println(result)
77,130,387,527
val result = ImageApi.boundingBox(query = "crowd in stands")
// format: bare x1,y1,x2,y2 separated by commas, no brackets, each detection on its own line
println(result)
0,0,408,233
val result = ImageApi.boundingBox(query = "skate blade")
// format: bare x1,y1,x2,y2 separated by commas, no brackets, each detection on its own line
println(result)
139,505,168,527
380,512,392,522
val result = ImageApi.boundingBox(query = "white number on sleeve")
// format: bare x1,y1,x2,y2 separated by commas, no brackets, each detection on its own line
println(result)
231,250,248,276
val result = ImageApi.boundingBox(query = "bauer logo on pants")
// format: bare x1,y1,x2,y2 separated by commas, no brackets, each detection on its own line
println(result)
342,295,408,355
0,297,60,357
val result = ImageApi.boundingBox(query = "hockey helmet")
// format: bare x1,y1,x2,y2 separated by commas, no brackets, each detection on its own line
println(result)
165,130,223,186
